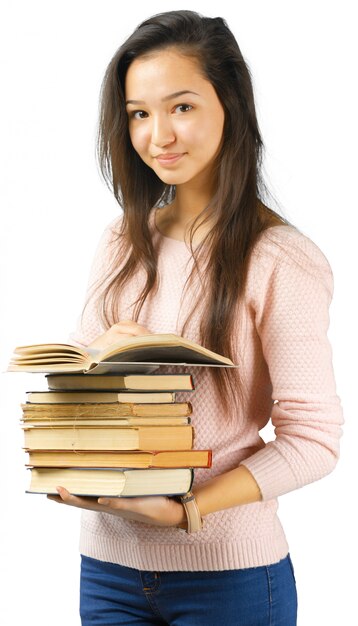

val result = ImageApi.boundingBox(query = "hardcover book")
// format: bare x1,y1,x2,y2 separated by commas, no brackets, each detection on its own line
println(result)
26,449,212,469
22,424,194,451
21,401,192,418
25,391,177,404
27,467,194,497
46,373,195,391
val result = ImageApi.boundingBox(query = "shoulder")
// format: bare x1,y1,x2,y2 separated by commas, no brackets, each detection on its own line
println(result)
247,224,334,299
252,224,332,272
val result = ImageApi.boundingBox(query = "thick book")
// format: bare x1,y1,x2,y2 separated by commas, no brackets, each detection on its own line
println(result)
23,425,194,451
46,373,194,391
27,467,194,497
21,402,192,418
26,449,212,469
25,391,176,404
8,333,235,374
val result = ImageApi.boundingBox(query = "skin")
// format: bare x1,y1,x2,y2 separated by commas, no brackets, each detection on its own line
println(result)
49,50,262,526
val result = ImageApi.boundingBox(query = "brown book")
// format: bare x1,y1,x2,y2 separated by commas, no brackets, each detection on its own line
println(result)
46,373,194,391
8,333,235,374
21,402,192,418
25,391,176,404
23,425,194,451
21,416,191,427
26,449,212,469
27,467,194,497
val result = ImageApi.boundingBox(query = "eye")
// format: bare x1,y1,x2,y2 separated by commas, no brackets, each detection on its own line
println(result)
174,104,193,114
128,110,148,120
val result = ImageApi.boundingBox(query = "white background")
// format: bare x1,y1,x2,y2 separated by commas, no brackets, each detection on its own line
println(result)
0,1,357,625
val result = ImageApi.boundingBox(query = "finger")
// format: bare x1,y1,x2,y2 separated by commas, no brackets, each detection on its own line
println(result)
115,319,138,326
56,485,73,501
55,486,100,509
112,321,152,336
47,494,65,504
55,486,83,505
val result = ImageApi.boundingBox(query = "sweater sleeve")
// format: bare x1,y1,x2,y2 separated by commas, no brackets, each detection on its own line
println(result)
68,214,124,348
241,228,344,500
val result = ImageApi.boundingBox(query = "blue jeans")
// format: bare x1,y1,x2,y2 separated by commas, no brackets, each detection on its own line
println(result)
80,554,297,625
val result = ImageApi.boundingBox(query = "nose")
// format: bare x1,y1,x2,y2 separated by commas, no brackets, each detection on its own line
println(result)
151,114,176,148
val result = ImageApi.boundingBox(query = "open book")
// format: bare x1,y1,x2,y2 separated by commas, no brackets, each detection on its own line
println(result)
8,333,235,374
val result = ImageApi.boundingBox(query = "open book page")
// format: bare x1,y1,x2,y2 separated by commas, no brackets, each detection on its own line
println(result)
8,334,236,373
91,334,234,365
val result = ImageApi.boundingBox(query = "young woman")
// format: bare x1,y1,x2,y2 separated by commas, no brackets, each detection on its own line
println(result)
49,10,343,625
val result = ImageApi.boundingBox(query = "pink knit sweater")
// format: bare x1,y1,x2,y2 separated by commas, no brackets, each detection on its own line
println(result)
70,208,343,571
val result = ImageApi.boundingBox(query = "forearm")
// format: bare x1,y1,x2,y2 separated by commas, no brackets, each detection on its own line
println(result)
51,466,262,530
193,465,262,517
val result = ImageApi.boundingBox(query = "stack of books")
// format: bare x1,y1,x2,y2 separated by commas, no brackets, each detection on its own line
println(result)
8,334,234,497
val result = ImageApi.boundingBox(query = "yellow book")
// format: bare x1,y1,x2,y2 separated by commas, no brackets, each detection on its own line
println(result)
26,449,212,469
27,467,194,497
46,373,195,391
8,333,235,374
21,416,190,427
25,391,176,404
21,402,192,418
23,425,194,451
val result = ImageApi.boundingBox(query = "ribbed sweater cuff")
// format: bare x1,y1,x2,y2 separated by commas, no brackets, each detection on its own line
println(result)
240,446,298,501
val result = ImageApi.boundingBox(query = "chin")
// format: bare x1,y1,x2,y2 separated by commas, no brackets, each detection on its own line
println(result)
152,169,197,186
154,173,187,185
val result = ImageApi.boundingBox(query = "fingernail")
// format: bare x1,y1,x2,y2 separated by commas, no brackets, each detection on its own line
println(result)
98,498,109,505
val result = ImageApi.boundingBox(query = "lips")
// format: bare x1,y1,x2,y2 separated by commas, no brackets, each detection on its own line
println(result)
155,153,184,165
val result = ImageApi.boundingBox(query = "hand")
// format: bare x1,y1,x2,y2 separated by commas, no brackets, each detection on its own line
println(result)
87,320,153,352
47,487,187,528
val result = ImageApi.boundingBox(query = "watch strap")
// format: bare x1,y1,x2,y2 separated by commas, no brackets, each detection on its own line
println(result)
180,491,203,533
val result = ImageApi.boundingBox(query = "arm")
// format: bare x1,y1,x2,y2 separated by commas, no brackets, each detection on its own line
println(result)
50,464,261,527
193,465,261,515
240,230,344,500
182,231,343,520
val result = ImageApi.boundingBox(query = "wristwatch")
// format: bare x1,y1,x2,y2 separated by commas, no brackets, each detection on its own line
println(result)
179,491,203,533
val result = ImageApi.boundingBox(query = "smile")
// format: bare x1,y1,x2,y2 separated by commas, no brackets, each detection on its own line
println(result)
155,154,185,166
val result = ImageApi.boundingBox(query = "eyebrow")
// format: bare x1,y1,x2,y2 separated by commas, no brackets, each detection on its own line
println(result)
125,90,200,105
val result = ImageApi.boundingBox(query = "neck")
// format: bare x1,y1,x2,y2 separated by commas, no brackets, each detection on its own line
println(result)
173,173,215,220
155,175,217,243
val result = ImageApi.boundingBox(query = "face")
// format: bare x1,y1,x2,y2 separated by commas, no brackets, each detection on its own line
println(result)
125,49,225,190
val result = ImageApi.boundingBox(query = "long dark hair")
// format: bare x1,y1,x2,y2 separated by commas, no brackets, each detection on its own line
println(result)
93,10,289,413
